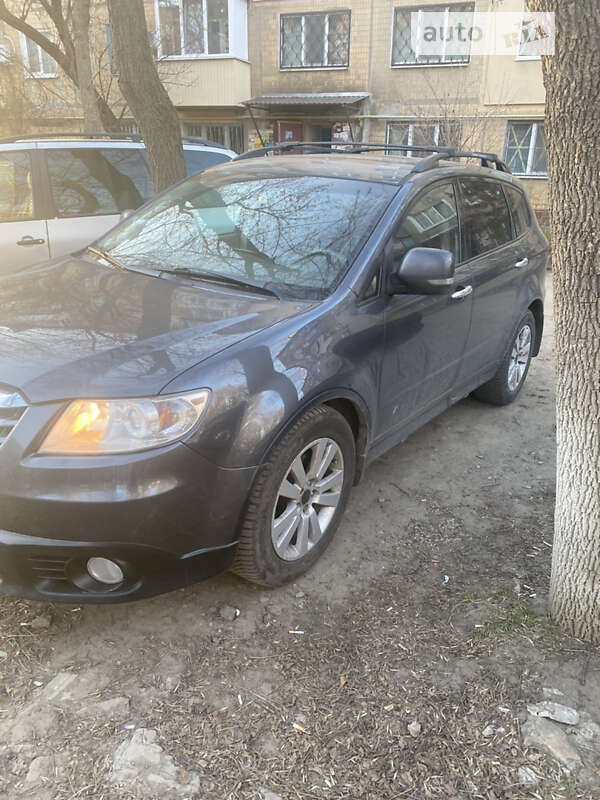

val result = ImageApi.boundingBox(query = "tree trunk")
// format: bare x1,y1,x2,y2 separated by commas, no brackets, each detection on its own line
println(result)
532,1,600,642
106,0,186,192
72,0,104,132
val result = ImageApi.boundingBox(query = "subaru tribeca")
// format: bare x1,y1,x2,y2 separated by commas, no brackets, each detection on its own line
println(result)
0,144,548,602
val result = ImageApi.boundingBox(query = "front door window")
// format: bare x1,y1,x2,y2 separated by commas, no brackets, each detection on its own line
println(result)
392,182,460,267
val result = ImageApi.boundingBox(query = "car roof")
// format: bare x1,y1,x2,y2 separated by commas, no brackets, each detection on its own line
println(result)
0,133,235,157
212,153,518,188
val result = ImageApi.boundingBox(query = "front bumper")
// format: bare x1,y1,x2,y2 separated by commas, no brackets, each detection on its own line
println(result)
0,415,257,601
0,529,237,603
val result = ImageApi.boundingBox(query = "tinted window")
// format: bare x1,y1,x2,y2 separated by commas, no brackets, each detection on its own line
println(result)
46,148,152,217
0,151,34,222
98,174,396,298
459,178,512,259
504,185,530,238
183,149,231,176
392,182,460,266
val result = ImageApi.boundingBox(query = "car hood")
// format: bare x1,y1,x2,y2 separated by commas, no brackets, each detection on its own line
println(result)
0,256,312,403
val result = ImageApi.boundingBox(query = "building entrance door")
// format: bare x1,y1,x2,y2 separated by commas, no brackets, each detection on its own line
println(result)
277,121,304,143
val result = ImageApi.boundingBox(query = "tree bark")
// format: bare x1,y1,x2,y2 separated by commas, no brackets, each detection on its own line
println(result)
530,0,600,642
72,0,104,132
106,0,186,192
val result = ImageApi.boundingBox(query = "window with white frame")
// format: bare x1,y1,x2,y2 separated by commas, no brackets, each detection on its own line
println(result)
156,0,229,57
280,11,350,69
392,3,474,66
504,121,547,176
386,120,463,156
20,31,57,77
517,0,542,60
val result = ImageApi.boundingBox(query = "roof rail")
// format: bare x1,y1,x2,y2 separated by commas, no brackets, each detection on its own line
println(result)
0,132,144,144
0,132,229,149
233,141,511,173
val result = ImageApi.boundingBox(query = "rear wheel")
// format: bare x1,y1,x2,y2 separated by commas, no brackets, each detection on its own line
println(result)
472,310,535,406
232,406,355,586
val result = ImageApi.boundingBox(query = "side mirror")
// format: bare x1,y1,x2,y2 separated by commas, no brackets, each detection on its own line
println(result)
389,247,455,296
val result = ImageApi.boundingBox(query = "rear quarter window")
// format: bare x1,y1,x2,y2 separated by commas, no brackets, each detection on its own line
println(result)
504,185,531,238
183,149,231,177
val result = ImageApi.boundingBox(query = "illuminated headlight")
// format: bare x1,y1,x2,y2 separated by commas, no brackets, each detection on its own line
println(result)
39,390,209,455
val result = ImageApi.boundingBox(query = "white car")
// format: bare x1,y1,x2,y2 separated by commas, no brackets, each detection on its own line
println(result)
0,133,235,270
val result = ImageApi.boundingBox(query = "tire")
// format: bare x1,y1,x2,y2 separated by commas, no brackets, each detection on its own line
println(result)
232,405,356,586
472,310,536,406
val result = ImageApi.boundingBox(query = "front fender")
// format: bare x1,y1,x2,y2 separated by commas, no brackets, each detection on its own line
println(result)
164,292,382,469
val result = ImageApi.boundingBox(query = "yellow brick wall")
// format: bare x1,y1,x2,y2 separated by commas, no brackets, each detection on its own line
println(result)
249,0,372,96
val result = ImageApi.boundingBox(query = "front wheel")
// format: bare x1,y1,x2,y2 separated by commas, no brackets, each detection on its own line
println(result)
472,310,536,406
232,405,355,586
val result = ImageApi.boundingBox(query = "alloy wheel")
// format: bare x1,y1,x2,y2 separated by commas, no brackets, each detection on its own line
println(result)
508,324,532,392
271,437,344,562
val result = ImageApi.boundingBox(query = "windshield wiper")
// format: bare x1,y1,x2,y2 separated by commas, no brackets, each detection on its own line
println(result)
163,267,280,298
87,246,126,271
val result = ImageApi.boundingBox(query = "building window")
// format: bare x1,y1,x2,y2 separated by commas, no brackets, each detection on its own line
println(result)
280,11,350,69
391,4,474,66
386,120,463,156
517,0,541,60
185,123,243,153
156,0,229,57
504,121,547,176
20,31,57,77
120,122,140,135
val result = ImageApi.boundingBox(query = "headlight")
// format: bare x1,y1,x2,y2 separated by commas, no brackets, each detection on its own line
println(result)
39,390,209,455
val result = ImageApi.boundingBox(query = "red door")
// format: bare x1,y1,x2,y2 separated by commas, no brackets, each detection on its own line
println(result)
277,121,304,144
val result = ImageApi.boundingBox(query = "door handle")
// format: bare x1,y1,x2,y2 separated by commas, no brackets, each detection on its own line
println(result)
17,235,45,247
451,285,473,301
514,257,529,268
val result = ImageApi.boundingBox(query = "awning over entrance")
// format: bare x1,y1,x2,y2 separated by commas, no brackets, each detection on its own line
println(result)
243,92,370,109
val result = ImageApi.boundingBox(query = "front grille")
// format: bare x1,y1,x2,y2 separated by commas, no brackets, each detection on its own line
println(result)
0,389,27,447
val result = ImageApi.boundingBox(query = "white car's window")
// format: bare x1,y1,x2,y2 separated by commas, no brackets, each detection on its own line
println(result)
46,148,153,217
0,151,34,222
183,149,231,176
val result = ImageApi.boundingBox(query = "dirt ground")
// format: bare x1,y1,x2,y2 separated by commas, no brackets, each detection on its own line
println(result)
1,274,599,800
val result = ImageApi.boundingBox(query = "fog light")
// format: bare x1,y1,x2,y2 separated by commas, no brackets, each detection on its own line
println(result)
86,557,124,585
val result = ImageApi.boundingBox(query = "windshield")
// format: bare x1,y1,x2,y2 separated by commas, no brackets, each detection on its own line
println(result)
97,173,396,298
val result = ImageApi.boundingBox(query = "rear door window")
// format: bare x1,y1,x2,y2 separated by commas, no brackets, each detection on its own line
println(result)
183,149,231,176
392,182,460,267
458,178,512,259
504,185,530,238
46,147,152,217
0,150,35,222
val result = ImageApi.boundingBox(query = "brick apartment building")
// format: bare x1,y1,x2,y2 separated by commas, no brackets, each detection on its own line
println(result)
0,0,548,211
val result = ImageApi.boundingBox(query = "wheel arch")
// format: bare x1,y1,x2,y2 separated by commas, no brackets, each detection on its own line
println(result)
259,389,371,485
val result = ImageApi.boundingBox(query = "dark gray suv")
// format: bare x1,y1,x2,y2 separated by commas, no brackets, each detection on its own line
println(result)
0,144,548,602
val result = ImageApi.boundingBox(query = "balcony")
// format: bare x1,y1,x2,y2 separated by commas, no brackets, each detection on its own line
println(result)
159,57,250,107
152,0,249,107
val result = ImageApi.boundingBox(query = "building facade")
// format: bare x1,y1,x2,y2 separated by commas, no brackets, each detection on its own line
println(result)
247,0,548,213
0,0,548,212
